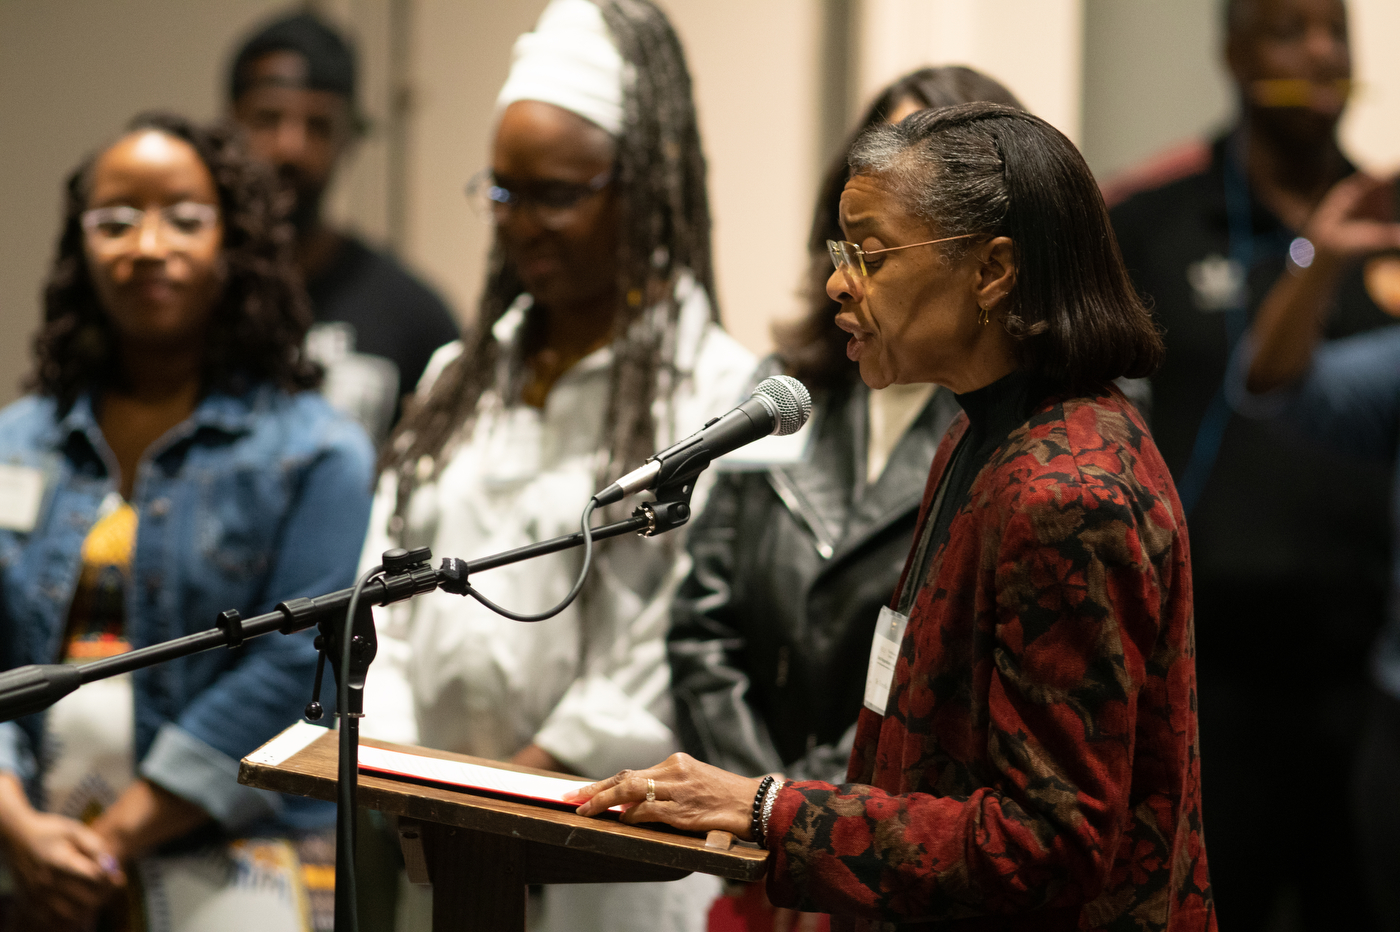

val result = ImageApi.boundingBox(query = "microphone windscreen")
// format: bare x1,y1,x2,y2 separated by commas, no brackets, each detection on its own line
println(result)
753,375,812,436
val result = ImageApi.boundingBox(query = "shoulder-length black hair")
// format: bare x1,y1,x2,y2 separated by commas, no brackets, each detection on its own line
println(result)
848,102,1163,392
777,66,1023,391
27,111,319,414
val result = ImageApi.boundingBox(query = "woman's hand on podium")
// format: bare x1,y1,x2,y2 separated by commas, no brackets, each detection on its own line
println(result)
564,752,763,839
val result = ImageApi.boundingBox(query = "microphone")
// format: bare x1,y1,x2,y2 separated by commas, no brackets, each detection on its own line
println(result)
593,375,812,507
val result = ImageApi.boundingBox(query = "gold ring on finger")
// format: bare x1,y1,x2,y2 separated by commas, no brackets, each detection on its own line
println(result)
646,778,656,802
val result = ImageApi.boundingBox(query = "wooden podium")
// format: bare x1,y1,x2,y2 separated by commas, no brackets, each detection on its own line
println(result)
239,726,769,931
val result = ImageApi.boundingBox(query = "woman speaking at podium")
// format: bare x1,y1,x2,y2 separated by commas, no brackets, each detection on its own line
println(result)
571,103,1217,932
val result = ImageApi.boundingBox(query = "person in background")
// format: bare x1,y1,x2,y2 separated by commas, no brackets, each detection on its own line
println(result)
570,102,1212,932
0,114,373,932
359,1,754,930
228,11,459,446
1233,172,1400,931
1104,1,1389,927
667,65,1021,932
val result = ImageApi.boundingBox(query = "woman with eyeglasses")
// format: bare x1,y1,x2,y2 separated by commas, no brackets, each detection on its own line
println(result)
0,113,373,931
359,2,753,930
666,66,1021,932
568,103,1215,932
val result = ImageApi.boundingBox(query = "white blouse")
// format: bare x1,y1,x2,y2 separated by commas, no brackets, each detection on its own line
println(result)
360,275,755,780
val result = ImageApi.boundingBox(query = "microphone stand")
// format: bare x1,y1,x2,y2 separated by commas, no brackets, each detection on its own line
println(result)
0,484,696,932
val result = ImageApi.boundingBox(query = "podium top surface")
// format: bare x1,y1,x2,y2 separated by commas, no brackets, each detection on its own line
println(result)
239,724,769,883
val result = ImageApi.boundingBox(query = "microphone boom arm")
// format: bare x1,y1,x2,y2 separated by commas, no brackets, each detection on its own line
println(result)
0,495,690,725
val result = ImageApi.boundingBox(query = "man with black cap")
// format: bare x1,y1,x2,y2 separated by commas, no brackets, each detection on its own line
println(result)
228,11,459,445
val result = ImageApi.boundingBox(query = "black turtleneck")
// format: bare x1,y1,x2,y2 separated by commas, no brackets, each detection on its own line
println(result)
896,369,1053,614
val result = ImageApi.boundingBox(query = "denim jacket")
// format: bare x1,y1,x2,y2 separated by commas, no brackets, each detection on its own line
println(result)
0,386,374,832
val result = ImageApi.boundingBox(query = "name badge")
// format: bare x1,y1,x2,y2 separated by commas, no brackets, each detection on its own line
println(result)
0,463,47,533
863,606,909,716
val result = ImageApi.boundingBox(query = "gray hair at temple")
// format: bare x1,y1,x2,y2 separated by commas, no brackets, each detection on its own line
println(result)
846,105,1010,262
848,102,1164,391
778,65,1023,390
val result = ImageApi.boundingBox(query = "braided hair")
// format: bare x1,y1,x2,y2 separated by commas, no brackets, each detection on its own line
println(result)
380,0,713,532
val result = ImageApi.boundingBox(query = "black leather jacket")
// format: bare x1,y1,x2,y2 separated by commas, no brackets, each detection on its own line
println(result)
667,372,959,782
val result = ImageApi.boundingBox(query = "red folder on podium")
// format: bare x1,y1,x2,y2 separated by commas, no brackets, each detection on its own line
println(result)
356,744,624,812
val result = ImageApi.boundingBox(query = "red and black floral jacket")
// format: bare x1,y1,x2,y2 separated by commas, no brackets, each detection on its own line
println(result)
763,387,1214,932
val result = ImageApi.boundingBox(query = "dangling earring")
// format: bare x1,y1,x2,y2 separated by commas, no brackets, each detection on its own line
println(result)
977,304,991,326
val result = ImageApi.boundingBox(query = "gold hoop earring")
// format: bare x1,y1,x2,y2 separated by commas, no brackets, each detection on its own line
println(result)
977,304,990,326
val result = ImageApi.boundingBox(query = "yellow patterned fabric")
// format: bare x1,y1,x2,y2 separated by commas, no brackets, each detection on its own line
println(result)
64,496,136,660
44,495,138,827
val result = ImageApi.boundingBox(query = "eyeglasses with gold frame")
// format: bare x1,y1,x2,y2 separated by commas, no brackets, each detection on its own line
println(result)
826,233,977,278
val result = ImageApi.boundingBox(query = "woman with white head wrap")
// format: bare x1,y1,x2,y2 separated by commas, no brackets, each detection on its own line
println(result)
495,0,628,136
362,1,754,930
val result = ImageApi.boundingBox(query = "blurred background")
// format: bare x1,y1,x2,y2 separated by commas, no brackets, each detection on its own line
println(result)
2,0,1397,409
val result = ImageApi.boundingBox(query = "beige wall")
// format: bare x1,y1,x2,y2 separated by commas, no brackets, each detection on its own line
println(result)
857,0,1085,141
1340,0,1400,173
1080,0,1231,179
660,0,824,354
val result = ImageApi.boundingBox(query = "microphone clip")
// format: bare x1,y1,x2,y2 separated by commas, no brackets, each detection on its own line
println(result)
635,475,695,537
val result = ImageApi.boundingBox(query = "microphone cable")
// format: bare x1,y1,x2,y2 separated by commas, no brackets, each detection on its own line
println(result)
456,497,598,622
330,495,596,931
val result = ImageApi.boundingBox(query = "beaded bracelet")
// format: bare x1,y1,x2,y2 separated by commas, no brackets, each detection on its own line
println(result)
750,775,775,845
759,777,781,843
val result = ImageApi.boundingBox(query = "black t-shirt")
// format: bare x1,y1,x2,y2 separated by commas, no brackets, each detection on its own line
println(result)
1110,134,1394,602
306,235,460,401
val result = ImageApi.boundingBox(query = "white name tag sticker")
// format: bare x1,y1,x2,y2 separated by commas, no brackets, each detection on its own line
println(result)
863,606,909,715
0,464,46,533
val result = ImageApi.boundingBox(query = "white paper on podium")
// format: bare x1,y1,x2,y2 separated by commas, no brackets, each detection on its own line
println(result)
358,745,622,811
246,721,331,767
